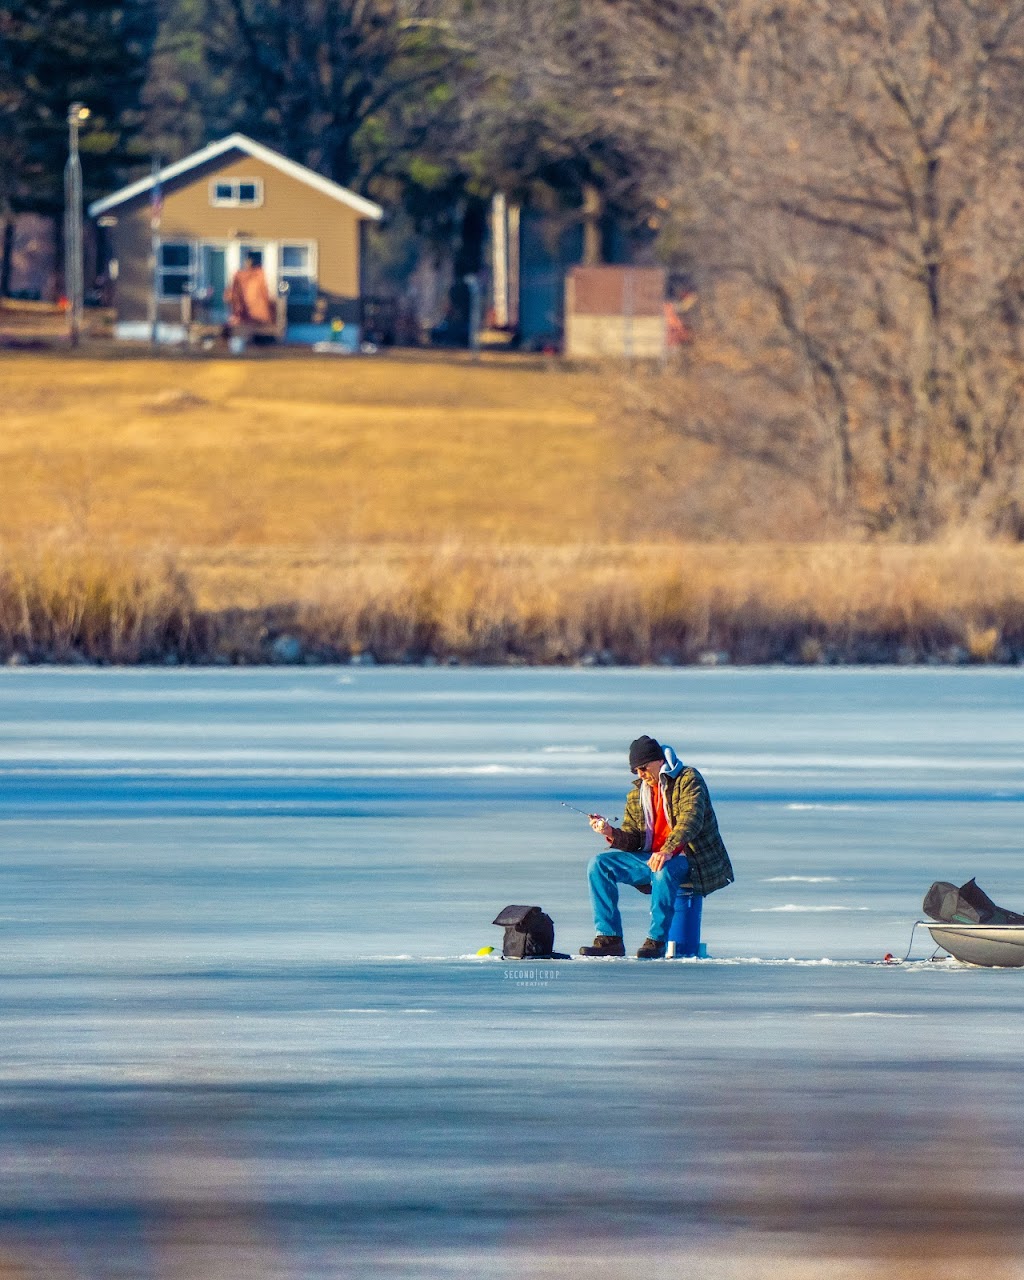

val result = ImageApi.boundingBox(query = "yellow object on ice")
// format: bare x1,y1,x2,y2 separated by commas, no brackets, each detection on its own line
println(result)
476,946,496,956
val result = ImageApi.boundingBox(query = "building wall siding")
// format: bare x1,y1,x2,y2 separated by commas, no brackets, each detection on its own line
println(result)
563,267,667,359
106,151,365,323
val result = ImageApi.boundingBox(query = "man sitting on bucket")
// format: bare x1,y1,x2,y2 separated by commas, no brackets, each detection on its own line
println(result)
582,735,734,959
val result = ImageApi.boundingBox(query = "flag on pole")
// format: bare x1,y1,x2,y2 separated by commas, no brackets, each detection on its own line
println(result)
149,160,163,231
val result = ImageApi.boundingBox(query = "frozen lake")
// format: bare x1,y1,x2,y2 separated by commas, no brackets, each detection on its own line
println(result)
1,667,1023,1278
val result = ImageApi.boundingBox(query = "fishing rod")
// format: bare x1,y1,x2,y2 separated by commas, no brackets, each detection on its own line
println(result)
560,801,618,824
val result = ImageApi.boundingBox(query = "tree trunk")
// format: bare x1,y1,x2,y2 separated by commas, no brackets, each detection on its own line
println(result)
441,197,489,348
454,196,487,277
581,183,602,266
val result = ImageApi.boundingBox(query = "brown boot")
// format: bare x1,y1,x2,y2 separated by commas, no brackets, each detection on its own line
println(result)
636,937,667,959
579,935,626,957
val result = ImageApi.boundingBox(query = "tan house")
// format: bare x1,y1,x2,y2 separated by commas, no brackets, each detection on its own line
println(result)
88,133,383,342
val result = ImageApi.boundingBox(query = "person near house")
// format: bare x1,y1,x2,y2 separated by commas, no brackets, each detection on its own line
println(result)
581,735,735,959
227,251,274,327
664,299,692,346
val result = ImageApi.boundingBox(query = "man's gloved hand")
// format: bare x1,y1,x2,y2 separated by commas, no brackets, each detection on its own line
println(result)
589,814,613,838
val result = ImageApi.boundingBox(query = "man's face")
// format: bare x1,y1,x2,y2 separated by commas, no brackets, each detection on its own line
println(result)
633,760,662,783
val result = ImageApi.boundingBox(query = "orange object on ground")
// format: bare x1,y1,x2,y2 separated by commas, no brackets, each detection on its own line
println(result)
664,301,692,347
228,264,273,326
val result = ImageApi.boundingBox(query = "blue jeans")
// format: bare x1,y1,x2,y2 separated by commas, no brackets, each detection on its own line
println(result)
588,849,693,943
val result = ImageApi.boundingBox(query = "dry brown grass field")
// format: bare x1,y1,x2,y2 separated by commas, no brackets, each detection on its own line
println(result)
1,350,1023,663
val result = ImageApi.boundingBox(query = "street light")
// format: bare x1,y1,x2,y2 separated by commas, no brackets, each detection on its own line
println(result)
64,101,90,347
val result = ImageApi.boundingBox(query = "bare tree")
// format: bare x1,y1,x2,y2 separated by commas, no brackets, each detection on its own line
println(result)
205,0,459,189
445,0,716,254
684,0,1024,534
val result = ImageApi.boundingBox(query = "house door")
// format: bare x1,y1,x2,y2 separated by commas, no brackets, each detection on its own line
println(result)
200,245,228,321
234,241,277,292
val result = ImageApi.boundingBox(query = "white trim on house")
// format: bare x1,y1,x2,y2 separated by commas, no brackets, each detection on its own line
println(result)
87,133,383,220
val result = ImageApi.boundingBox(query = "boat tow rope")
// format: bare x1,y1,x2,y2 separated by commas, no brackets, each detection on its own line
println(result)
895,920,943,964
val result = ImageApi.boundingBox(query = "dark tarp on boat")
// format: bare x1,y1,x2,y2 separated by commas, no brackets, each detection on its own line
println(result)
923,878,1024,926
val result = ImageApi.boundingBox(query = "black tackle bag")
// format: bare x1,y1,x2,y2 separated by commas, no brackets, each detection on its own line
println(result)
923,877,1024,926
492,905,557,959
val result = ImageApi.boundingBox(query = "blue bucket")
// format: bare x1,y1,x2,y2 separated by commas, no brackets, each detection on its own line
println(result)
666,884,704,958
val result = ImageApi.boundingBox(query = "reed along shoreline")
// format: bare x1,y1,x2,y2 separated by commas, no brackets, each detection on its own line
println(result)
2,543,1023,667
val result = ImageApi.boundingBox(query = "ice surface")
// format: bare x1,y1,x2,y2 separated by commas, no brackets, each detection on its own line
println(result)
1,667,1023,1277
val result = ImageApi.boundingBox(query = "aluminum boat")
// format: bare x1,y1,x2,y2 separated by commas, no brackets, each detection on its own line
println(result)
925,923,1024,968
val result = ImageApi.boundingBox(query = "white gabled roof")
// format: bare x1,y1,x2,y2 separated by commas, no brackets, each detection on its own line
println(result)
87,133,383,220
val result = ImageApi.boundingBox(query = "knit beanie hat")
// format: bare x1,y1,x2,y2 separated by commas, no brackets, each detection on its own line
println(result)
628,735,664,772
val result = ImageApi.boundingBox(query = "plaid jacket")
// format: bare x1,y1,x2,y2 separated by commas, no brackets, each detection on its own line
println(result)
608,766,735,897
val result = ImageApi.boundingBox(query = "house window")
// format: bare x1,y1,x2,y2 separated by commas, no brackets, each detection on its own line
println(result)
279,242,317,303
210,178,264,208
158,241,196,297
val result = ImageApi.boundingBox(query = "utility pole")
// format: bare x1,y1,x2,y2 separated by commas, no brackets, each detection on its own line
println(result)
64,102,90,347
149,157,162,347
